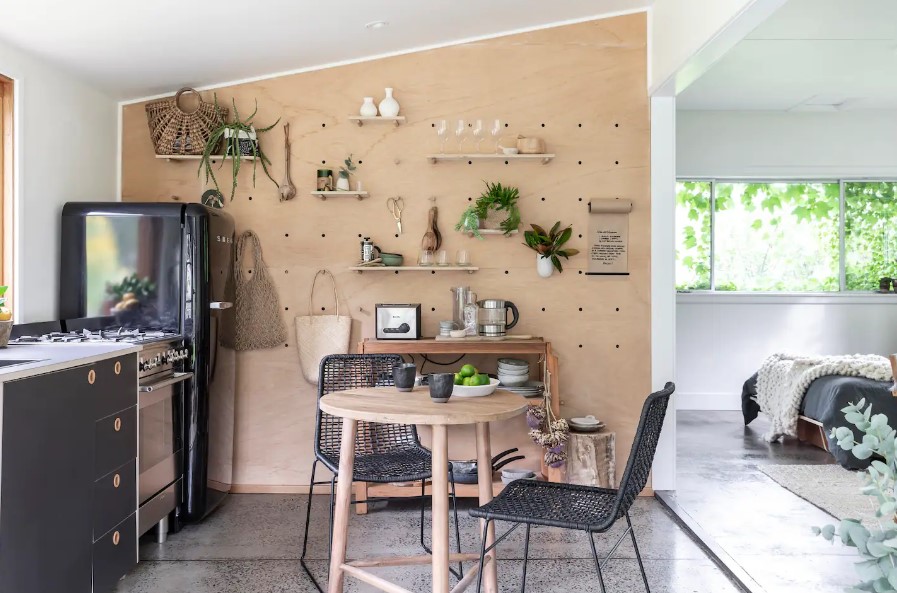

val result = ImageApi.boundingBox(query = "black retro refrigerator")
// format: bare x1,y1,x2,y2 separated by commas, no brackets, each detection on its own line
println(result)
59,202,236,522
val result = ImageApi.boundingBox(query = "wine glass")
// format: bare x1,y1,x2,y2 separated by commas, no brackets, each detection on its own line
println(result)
435,119,448,153
472,119,485,153
455,119,466,153
490,119,502,152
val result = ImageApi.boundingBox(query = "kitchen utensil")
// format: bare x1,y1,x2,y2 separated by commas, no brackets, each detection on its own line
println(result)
387,197,405,235
379,253,403,266
477,299,520,337
278,123,297,201
375,304,422,339
450,286,469,328
452,377,500,398
429,373,455,403
393,363,417,392
450,448,523,484
432,207,443,250
361,238,381,263
421,206,438,251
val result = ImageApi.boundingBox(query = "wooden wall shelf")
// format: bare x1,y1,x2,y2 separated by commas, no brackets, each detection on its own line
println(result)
465,229,518,237
312,191,369,200
155,154,230,162
427,154,554,164
348,116,405,127
350,265,478,274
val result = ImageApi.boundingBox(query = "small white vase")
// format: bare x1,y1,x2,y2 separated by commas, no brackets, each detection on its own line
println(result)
378,88,400,117
336,175,351,191
359,97,377,117
536,255,554,278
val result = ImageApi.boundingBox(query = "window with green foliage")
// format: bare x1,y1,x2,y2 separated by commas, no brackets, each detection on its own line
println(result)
676,179,897,292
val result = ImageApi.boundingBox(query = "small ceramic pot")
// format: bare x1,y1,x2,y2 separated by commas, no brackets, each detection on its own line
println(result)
360,97,378,117
317,169,334,191
536,254,554,278
379,88,400,117
429,373,454,403
393,363,417,392
336,174,351,191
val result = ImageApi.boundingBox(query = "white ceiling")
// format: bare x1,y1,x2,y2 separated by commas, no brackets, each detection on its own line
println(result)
0,0,649,101
677,0,897,110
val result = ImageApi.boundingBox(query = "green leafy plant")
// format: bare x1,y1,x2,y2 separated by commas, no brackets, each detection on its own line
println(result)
198,96,280,201
523,222,580,272
454,181,521,238
106,274,156,301
814,399,897,592
339,154,357,180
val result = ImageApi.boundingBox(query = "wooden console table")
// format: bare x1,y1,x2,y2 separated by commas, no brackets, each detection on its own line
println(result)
355,338,561,514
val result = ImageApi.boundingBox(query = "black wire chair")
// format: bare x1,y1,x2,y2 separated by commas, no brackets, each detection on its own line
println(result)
469,382,675,593
299,354,464,592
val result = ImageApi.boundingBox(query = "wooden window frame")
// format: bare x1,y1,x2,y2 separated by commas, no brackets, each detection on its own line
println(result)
0,74,12,308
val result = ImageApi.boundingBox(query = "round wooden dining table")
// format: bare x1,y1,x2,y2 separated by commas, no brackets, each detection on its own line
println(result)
319,386,529,593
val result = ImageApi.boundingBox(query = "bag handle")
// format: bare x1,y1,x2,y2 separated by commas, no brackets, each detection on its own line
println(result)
235,230,263,284
174,88,203,115
308,269,340,317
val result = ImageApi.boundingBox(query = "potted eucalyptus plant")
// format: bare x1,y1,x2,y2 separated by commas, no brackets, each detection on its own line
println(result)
523,222,580,277
198,97,280,201
455,181,521,238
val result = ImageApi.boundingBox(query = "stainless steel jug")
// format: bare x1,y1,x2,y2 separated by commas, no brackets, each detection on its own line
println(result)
477,299,519,337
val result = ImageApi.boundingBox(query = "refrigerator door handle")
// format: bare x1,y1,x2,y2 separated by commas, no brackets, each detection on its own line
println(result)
210,301,233,310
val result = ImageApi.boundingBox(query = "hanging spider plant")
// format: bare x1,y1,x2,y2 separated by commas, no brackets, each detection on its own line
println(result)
198,96,280,201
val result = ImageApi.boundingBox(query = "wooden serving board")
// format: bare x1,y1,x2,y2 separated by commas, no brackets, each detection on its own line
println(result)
434,335,535,342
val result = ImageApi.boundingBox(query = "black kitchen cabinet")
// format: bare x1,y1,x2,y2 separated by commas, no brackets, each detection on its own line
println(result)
0,353,138,593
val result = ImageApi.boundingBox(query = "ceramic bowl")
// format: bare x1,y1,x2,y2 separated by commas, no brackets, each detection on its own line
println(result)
497,364,529,375
498,358,528,367
502,147,519,155
452,378,500,398
380,253,404,267
501,467,536,479
498,374,529,387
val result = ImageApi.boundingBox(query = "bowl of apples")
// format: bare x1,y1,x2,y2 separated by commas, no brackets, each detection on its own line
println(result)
452,364,499,398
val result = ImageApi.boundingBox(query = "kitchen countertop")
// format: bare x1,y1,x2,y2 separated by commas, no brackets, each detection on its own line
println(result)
0,343,140,383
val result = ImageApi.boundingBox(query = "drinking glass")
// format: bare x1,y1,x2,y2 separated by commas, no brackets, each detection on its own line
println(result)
490,119,502,152
456,249,470,266
419,250,435,266
435,119,448,153
472,119,485,153
437,249,450,266
455,119,466,153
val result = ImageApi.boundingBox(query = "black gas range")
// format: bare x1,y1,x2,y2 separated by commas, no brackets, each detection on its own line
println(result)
9,327,181,345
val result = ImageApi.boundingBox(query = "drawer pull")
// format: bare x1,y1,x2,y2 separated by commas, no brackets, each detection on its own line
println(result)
113,473,121,488
114,361,122,375
112,531,120,546
88,369,96,385
113,417,122,432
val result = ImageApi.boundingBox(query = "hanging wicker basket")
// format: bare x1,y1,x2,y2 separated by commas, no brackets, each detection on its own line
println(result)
144,88,228,156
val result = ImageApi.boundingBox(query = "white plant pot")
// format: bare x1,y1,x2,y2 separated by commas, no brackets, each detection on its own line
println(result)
536,255,554,278
359,97,378,117
336,175,351,191
378,88,400,117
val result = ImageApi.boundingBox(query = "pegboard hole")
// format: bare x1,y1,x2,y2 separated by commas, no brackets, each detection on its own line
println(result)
322,160,327,164
541,307,546,312
431,123,435,127
578,307,583,311
504,123,509,127
285,233,289,237
578,123,582,128
358,160,363,164
248,270,252,274
395,233,399,238
579,344,583,348
321,123,326,127
541,197,546,201
284,344,289,348
285,270,289,274
615,160,619,165
468,197,473,201
541,123,545,127
321,307,326,311
578,234,583,239
504,160,509,165
431,307,436,312
578,197,583,202
614,123,619,128
468,161,473,165
394,271,399,275
577,161,582,165
431,271,436,274
504,270,509,275
358,233,362,238
578,270,583,275
615,345,620,349
615,307,620,311
321,233,326,238
248,196,253,201
285,307,289,311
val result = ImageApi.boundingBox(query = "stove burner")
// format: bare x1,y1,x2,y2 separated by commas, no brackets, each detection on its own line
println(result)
9,327,180,345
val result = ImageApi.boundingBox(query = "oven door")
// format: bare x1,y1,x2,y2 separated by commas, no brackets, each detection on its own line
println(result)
138,373,191,507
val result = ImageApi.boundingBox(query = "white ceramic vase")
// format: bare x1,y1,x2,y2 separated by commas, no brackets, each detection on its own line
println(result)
536,254,554,278
378,88,400,117
336,174,351,191
359,97,378,117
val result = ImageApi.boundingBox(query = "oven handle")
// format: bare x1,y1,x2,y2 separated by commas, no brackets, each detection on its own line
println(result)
210,301,233,310
139,372,194,393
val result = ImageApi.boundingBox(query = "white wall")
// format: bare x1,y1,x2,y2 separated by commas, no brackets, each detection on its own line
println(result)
0,39,118,322
676,110,897,410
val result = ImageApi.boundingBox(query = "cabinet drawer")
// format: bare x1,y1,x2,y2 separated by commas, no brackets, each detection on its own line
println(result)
92,514,136,593
94,459,136,541
94,407,137,478
93,354,137,420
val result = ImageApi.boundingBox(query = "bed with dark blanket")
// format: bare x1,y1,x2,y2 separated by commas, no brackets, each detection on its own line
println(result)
742,373,897,469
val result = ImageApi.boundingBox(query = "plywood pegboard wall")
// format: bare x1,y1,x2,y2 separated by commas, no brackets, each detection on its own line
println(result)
120,13,651,490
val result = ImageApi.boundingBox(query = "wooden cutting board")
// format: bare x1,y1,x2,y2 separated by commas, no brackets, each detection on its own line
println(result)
434,335,535,341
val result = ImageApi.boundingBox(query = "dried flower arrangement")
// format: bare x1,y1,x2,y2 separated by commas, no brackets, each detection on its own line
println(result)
527,398,569,468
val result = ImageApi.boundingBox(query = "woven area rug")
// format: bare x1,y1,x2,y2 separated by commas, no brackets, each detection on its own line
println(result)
759,464,877,524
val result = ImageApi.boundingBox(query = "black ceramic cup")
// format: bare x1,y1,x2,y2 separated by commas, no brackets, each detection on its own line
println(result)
393,363,417,392
428,373,455,403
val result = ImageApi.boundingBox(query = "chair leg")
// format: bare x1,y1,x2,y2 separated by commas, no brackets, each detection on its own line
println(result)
328,475,337,560
588,532,608,593
299,460,325,593
627,512,651,593
520,524,531,593
476,519,491,593
450,473,464,579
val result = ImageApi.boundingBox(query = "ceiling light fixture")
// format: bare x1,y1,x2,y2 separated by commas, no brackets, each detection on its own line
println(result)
365,20,389,30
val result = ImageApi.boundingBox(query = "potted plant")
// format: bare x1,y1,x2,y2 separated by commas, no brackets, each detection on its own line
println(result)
455,181,521,238
336,154,357,191
523,222,580,277
198,97,280,201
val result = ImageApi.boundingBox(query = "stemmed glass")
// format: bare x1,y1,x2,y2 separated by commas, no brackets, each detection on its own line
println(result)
472,119,485,153
435,119,448,153
455,119,466,153
490,119,502,153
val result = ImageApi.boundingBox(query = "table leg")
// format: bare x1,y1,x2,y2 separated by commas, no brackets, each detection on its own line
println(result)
431,424,450,593
475,422,498,593
327,418,357,593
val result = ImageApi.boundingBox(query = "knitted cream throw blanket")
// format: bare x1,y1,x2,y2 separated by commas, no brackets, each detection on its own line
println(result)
756,353,892,443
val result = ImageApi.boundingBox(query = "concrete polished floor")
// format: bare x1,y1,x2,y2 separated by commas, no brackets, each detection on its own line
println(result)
116,493,743,592
666,411,858,593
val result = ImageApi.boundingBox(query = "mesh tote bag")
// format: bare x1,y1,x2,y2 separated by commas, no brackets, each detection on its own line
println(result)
295,269,352,384
231,230,287,351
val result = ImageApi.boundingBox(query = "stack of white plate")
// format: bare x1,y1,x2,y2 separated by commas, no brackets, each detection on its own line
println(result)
500,467,537,485
500,380,545,398
568,415,606,433
497,358,529,387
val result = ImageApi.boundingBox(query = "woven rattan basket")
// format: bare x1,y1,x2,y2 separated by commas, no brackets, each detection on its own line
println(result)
145,88,228,156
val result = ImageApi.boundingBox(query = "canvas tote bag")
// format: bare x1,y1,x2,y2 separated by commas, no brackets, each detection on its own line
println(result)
231,230,287,351
295,269,351,384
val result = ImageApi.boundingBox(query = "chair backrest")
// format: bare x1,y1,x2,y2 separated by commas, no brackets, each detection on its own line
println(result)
609,382,675,519
315,354,418,462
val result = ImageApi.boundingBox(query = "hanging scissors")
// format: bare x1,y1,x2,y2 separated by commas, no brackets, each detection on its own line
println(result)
387,197,405,234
